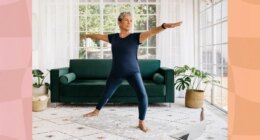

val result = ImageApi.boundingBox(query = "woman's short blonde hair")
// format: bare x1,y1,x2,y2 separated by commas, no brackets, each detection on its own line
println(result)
117,12,132,22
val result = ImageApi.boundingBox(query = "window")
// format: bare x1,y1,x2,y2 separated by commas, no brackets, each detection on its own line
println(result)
79,0,159,59
199,0,228,111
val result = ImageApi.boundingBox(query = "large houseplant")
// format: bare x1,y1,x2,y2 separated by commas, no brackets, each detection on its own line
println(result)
174,65,220,108
32,69,50,95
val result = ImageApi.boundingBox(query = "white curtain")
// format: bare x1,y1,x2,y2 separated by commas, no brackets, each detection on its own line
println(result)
32,0,79,72
157,0,195,97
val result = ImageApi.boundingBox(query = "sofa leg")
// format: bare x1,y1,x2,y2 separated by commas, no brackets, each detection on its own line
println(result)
168,103,172,108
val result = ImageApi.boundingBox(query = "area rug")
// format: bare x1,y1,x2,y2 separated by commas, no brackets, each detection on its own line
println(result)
69,102,227,139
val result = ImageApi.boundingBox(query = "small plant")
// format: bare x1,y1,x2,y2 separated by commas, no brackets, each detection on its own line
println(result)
173,65,220,91
32,69,50,88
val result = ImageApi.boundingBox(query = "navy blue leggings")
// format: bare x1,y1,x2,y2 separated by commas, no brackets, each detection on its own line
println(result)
96,72,148,120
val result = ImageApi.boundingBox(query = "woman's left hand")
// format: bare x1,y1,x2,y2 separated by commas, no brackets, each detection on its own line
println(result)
164,21,182,28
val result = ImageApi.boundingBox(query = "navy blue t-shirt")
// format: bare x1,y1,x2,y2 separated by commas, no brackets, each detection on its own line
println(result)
108,33,142,77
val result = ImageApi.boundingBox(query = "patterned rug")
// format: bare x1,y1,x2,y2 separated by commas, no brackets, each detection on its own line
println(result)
69,100,227,139
33,98,227,140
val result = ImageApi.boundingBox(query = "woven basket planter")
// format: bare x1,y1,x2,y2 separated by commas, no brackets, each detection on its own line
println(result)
32,95,49,112
185,89,204,108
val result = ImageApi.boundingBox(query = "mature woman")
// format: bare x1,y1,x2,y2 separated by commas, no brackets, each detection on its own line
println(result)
81,12,182,132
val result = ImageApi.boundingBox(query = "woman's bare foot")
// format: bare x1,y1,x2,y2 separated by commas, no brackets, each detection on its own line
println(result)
138,121,149,132
83,109,99,117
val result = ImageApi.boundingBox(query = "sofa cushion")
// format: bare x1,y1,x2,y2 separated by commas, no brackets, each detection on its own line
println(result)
60,73,76,84
138,59,160,80
69,59,112,79
69,59,160,80
60,80,165,97
114,80,165,97
152,73,164,84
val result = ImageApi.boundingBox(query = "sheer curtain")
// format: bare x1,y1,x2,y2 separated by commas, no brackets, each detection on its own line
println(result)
157,0,195,97
32,0,79,72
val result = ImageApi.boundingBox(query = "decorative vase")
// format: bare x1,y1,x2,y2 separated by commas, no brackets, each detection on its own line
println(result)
32,85,48,96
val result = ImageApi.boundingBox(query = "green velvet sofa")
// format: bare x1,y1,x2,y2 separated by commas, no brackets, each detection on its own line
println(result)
50,59,174,104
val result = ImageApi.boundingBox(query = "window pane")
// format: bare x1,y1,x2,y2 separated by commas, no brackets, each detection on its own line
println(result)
104,15,116,32
213,86,222,107
214,45,222,66
213,24,221,44
221,88,228,111
206,8,212,26
148,15,156,29
148,48,156,59
80,16,87,31
85,39,100,48
80,34,86,47
138,48,147,59
214,71,222,88
118,0,130,2
148,35,156,47
222,0,227,20
214,2,221,23
204,79,212,101
79,47,86,59
222,66,228,87
206,46,212,64
103,43,112,59
104,4,116,14
222,44,228,87
140,40,147,47
222,21,227,43
118,4,131,13
214,0,221,4
80,0,100,3
87,48,102,59
134,15,147,30
134,5,147,14
206,27,212,45
87,16,100,33
202,46,207,63
200,12,206,28
134,0,147,2
104,0,115,2
208,65,213,76
86,5,100,14
79,5,86,15
201,29,206,46
213,64,222,77
222,44,228,66
148,5,156,14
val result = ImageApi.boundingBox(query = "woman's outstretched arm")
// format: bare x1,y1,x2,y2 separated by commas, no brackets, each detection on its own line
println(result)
139,21,182,43
80,34,109,43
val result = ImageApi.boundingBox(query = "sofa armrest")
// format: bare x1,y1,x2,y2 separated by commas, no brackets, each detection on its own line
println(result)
50,67,69,102
158,67,174,102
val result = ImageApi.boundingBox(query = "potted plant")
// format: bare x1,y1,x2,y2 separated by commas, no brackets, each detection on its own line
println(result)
32,69,50,95
174,65,220,108
32,69,50,112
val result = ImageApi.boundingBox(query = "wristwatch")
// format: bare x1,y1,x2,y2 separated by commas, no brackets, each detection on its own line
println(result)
161,23,166,29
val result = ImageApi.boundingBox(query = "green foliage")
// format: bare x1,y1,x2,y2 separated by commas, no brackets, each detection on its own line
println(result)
118,4,131,13
32,69,50,88
174,65,220,92
79,3,157,34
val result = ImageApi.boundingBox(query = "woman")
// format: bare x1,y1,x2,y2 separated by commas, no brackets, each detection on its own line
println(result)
81,12,182,132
